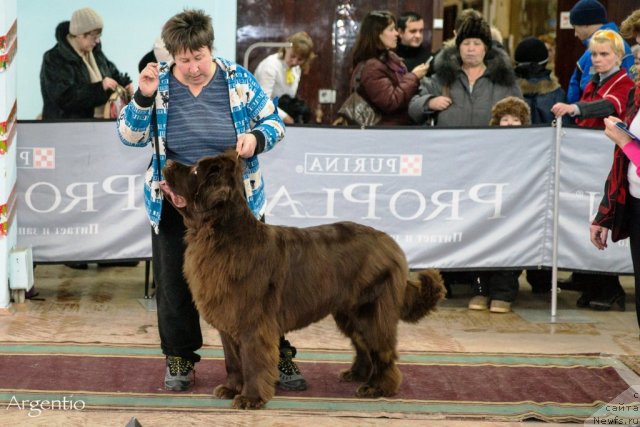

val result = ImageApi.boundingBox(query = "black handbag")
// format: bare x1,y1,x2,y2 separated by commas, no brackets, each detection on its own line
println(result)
337,64,381,127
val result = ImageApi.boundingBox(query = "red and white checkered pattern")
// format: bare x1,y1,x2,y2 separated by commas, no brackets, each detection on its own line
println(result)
400,154,422,176
33,147,55,169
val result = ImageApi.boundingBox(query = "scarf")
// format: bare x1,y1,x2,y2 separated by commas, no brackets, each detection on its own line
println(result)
68,35,104,118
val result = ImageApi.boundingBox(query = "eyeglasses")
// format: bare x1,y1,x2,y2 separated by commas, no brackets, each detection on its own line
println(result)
82,30,102,40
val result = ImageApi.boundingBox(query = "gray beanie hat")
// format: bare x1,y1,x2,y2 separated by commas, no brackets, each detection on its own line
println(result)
69,7,103,36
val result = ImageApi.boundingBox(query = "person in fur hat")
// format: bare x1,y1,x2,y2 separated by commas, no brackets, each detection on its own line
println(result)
464,96,531,313
489,96,531,125
514,36,566,125
409,15,522,126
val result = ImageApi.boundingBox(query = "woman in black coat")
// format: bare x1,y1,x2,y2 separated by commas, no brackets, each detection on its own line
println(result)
39,8,131,120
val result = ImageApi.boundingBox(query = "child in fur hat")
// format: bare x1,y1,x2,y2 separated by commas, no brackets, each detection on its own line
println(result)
490,96,531,126
467,96,531,313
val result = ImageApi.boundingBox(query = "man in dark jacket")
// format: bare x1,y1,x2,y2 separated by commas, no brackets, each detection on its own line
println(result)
395,12,432,72
40,7,132,120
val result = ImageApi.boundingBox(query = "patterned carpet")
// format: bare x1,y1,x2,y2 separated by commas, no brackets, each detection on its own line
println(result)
1,343,637,423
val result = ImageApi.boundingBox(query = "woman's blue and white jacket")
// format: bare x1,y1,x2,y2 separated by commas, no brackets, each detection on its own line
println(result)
116,57,285,233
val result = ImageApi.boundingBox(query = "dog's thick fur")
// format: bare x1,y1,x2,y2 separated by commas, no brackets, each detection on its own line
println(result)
161,150,445,410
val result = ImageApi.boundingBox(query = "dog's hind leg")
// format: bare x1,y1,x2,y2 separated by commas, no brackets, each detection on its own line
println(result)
333,311,372,382
231,327,280,410
214,331,243,400
353,309,402,398
356,347,402,398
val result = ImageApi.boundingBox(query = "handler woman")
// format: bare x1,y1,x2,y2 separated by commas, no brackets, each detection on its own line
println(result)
116,9,306,392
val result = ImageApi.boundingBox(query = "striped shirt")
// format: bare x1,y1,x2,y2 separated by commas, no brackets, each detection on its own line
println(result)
165,66,237,165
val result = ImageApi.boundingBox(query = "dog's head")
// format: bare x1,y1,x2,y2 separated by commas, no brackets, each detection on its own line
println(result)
161,149,245,226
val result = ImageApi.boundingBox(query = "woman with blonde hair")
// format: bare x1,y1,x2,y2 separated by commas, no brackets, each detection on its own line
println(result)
552,29,634,311
255,31,316,124
552,30,633,129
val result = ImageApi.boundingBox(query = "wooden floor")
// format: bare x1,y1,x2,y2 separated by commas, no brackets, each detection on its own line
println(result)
1,264,638,426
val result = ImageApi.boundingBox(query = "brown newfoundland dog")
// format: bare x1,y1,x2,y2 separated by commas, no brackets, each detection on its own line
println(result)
161,150,445,410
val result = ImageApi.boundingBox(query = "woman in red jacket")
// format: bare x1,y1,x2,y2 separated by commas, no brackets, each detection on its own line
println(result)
348,10,428,125
592,11,640,328
551,29,635,311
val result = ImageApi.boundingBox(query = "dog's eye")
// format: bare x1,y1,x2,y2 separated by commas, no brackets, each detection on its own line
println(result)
192,168,198,176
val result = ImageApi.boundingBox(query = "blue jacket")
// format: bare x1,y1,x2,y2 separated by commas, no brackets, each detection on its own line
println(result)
116,57,285,232
567,22,634,103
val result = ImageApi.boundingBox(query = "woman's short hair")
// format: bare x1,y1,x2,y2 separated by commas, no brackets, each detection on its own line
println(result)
162,9,214,57
589,29,625,58
351,10,396,66
278,32,317,73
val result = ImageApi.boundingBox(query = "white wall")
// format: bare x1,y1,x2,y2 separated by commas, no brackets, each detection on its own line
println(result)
16,0,237,120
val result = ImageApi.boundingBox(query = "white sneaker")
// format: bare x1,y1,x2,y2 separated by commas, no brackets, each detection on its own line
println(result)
468,295,489,310
490,299,512,313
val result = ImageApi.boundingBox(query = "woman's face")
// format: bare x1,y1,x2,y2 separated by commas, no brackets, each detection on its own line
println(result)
76,29,101,54
590,41,620,74
459,38,486,67
379,22,398,50
173,46,214,86
284,48,305,68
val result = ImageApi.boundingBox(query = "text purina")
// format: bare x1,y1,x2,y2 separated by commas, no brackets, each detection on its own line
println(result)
305,154,417,176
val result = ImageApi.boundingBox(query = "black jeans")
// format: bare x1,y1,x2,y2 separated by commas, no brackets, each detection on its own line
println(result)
475,270,520,302
628,195,640,328
152,200,203,363
152,200,291,362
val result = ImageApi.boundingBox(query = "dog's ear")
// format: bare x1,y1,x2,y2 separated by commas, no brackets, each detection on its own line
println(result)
221,148,246,182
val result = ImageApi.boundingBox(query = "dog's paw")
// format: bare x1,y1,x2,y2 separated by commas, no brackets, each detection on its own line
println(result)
339,368,368,383
356,384,394,398
232,394,266,410
213,384,238,399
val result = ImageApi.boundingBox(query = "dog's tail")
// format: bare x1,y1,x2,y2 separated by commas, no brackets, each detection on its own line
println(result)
400,269,446,323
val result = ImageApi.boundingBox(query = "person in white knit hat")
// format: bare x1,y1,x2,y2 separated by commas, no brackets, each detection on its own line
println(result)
40,7,133,120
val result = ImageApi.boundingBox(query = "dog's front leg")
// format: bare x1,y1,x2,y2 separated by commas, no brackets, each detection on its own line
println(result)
231,329,280,410
214,331,243,400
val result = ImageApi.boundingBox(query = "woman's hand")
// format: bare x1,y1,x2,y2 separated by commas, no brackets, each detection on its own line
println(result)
603,116,633,149
427,96,452,111
283,114,294,125
102,77,118,91
139,62,160,97
589,224,609,250
236,133,257,158
411,62,429,79
550,102,577,117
